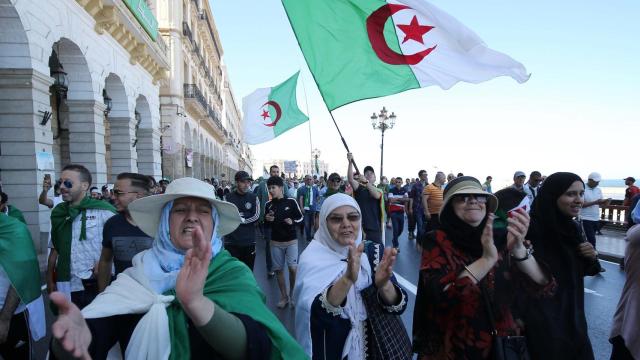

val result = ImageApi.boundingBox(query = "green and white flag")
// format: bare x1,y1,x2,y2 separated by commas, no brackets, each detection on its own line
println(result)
282,0,530,110
0,214,46,340
242,72,309,145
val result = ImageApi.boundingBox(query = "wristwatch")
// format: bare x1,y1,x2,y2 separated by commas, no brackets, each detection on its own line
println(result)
510,247,534,262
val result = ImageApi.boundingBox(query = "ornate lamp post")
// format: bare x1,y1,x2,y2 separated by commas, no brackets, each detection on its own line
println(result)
311,148,321,176
49,49,69,138
370,106,396,182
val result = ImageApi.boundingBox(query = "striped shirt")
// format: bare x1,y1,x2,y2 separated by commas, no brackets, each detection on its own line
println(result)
423,183,444,215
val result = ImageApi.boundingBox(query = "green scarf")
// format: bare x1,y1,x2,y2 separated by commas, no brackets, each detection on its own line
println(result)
165,250,306,360
0,214,41,305
7,205,26,224
50,197,116,282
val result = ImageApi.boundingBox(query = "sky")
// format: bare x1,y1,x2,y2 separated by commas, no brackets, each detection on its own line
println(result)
210,0,639,187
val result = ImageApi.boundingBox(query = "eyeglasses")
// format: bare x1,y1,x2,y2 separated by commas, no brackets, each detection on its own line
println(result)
327,213,361,225
113,189,139,197
453,195,488,204
330,179,341,183
62,180,73,189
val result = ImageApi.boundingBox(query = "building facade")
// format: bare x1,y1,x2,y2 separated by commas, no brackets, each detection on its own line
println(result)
157,0,252,184
0,0,168,251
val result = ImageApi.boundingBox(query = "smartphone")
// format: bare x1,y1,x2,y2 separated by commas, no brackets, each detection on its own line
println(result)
44,173,51,181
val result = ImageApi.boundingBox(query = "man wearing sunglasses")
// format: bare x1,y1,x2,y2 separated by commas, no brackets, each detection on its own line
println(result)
47,164,117,309
97,173,154,292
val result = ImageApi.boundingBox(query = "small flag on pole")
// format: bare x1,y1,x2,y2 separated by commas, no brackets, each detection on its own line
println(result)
242,72,309,145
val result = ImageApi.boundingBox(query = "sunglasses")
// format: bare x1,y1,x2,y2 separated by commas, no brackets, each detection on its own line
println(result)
454,195,488,204
327,213,361,225
62,180,73,189
113,189,139,197
330,178,341,183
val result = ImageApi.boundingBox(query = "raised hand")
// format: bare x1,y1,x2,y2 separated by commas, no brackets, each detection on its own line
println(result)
375,247,398,289
481,215,498,265
577,242,598,260
506,208,530,251
176,227,213,326
344,243,364,285
50,292,92,360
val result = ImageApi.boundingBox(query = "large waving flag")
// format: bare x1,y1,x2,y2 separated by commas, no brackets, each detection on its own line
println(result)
242,72,309,145
282,0,530,110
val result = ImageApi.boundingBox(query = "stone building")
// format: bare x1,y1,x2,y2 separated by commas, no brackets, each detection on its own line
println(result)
157,0,252,184
0,0,168,250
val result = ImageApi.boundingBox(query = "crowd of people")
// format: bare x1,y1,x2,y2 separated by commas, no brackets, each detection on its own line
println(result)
0,158,639,360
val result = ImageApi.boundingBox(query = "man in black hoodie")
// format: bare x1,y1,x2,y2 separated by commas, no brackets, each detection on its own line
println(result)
224,171,260,270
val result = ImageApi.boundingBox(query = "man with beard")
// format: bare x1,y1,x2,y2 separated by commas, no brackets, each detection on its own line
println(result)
97,173,154,292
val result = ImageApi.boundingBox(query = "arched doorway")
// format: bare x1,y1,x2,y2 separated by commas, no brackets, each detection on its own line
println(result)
134,95,160,178
104,73,133,183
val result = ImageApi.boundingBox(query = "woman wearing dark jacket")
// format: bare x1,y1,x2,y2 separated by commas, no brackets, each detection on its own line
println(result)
519,172,601,360
413,177,554,359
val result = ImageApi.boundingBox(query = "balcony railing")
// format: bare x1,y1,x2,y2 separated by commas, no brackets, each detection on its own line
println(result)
182,22,193,43
184,83,207,111
599,200,629,229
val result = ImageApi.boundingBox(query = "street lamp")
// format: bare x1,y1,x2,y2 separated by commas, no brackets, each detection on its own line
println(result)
312,148,321,176
102,88,112,116
370,106,396,182
49,49,69,137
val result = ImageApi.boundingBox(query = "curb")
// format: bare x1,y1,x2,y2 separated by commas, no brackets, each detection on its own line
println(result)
599,252,623,264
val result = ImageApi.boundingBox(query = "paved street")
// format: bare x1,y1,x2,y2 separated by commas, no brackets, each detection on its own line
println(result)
31,220,626,359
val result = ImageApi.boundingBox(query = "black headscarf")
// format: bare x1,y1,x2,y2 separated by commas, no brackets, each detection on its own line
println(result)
439,204,489,258
529,172,584,247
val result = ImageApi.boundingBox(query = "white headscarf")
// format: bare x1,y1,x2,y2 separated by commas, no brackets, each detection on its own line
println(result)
294,193,372,359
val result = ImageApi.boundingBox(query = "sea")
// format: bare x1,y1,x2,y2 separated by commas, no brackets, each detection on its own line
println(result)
599,179,628,201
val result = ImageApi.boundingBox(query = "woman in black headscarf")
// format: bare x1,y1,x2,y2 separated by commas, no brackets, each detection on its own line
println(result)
412,177,554,359
518,172,600,360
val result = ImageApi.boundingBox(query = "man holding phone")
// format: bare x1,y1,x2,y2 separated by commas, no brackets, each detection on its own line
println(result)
581,172,610,264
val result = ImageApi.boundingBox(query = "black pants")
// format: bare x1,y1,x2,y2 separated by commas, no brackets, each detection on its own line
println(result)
260,222,273,272
610,335,634,360
225,243,256,271
407,211,416,233
425,214,440,233
71,279,99,309
0,311,30,360
582,220,599,248
364,228,383,244
390,211,405,248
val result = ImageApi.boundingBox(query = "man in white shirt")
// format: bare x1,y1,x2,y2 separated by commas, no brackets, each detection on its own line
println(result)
580,172,610,250
46,164,116,309
523,171,542,203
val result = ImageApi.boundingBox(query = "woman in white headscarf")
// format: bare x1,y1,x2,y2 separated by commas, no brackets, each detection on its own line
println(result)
294,193,410,359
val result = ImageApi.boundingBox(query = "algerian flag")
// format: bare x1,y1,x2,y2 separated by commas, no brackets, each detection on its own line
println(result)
242,72,309,145
0,214,46,341
282,0,530,110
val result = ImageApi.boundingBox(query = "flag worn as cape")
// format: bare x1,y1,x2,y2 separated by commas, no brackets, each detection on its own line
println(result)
50,197,116,289
0,214,46,340
242,72,309,145
165,250,307,359
282,0,529,110
7,205,26,224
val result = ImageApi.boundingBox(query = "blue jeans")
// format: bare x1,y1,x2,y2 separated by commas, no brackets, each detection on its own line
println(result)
390,211,405,248
303,210,315,240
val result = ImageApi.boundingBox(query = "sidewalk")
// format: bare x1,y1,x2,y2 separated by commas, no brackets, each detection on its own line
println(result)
597,228,627,263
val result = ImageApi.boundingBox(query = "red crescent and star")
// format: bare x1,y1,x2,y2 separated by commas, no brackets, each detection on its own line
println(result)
260,100,282,127
366,4,437,65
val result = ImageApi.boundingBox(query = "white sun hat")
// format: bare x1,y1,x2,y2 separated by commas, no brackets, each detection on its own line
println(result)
128,177,241,238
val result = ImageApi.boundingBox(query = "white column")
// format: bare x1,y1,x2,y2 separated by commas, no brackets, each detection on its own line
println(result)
66,99,108,187
0,69,54,252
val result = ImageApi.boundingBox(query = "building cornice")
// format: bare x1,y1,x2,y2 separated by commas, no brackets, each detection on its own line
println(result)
76,0,169,84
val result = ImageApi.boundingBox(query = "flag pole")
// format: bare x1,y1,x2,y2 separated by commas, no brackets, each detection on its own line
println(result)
327,110,360,174
298,68,315,177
